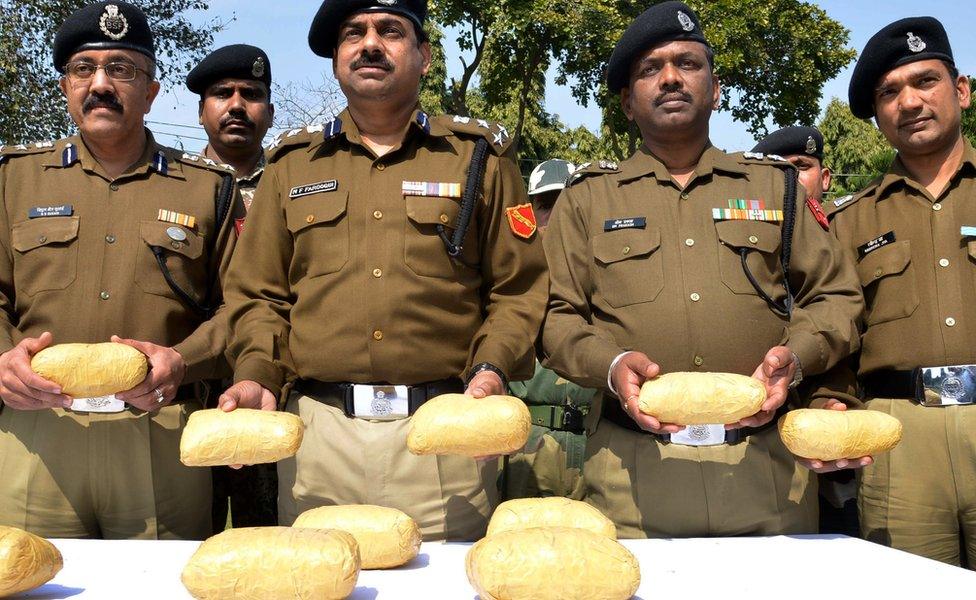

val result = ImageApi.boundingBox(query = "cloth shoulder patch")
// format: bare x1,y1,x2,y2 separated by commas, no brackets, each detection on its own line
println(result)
567,160,620,186
506,203,537,239
806,197,830,231
437,115,513,155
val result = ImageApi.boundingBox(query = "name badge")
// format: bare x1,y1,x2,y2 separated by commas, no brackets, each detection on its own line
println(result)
352,385,409,421
290,180,338,199
857,231,895,259
70,395,126,413
604,217,646,231
670,424,726,446
29,204,73,218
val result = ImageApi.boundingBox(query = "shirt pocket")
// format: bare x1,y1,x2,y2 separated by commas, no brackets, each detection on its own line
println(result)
856,239,918,326
136,221,208,300
285,192,349,278
11,216,80,296
404,195,479,278
715,220,783,297
591,228,663,308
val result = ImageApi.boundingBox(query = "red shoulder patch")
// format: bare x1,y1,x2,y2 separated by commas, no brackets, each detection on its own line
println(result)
506,203,537,239
806,197,830,231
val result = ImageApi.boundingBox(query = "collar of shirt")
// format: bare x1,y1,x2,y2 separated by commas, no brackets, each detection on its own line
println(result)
311,105,451,157
875,137,976,201
45,128,185,181
617,142,747,185
199,144,265,184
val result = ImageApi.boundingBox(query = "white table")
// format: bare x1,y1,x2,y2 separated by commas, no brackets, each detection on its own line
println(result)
14,535,975,599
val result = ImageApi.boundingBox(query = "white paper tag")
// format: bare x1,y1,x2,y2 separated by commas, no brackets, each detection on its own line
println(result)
670,424,726,446
352,385,409,420
70,395,126,413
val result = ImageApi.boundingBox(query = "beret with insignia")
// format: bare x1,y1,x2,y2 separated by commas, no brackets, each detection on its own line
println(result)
53,1,155,73
187,44,272,95
752,126,824,162
849,16,954,119
607,1,709,94
309,0,428,59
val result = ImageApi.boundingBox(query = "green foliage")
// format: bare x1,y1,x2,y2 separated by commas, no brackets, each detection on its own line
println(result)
0,0,223,143
818,98,891,197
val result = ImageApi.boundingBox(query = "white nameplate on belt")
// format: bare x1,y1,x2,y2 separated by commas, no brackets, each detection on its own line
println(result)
670,424,726,446
70,395,126,413
352,385,409,420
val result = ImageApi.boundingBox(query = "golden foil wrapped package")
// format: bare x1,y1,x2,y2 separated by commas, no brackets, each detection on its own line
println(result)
0,526,63,596
638,372,766,425
407,394,531,457
487,498,616,539
294,505,422,569
466,527,640,600
181,527,360,600
779,409,903,461
180,408,304,467
30,342,148,397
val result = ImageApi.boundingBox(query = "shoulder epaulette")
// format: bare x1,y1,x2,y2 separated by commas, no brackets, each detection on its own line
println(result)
437,115,514,155
175,150,234,175
738,151,795,167
567,160,620,186
0,141,59,164
826,178,881,218
266,118,343,163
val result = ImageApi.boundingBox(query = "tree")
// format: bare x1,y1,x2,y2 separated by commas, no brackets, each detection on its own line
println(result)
0,0,225,143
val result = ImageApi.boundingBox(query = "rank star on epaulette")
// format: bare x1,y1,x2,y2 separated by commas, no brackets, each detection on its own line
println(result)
506,204,537,239
833,195,854,208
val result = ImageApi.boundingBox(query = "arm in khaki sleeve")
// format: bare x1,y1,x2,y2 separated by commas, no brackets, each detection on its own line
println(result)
0,166,17,354
467,148,548,381
800,357,864,409
539,185,626,391
172,177,242,383
221,165,295,397
783,186,865,377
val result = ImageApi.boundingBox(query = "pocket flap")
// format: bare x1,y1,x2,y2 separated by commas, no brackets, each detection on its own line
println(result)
856,239,911,286
140,221,204,260
715,220,781,253
592,228,661,265
405,196,460,226
286,192,349,233
12,217,80,252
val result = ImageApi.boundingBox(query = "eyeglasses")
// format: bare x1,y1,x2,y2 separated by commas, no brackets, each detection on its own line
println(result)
63,61,149,82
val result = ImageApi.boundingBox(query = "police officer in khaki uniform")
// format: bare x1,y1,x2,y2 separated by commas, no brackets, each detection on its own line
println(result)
188,44,275,217
819,16,976,567
541,1,863,538
0,1,240,539
219,0,547,541
188,44,277,530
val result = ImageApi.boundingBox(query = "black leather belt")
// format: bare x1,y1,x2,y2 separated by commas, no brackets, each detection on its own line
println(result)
294,378,464,416
861,370,916,400
863,366,976,406
601,393,780,444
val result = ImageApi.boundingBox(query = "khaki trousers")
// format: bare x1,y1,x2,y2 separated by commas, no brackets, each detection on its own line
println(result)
0,403,211,539
859,399,976,568
583,417,817,538
278,393,497,541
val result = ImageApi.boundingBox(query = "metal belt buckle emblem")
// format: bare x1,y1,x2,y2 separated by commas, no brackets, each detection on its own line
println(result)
69,395,126,413
352,385,409,420
917,365,976,406
669,423,726,446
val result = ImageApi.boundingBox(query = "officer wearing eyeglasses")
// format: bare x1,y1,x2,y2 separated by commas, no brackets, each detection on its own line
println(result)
0,1,241,540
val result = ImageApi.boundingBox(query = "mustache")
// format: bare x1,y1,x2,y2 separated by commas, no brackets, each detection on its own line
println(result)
82,92,123,114
219,113,255,129
655,91,693,106
351,53,393,72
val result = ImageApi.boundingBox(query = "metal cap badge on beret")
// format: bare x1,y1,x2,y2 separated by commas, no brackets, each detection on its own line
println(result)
186,44,272,95
607,1,709,94
752,126,824,161
53,1,156,73
849,16,954,119
309,0,428,59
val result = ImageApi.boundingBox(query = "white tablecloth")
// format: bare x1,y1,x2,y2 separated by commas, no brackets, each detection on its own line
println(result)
14,535,975,599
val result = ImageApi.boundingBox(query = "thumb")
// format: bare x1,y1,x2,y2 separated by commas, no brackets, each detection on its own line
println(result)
643,361,660,379
111,335,150,354
23,331,54,356
218,388,240,412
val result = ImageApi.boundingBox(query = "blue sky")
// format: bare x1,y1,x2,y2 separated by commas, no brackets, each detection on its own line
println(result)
149,0,976,154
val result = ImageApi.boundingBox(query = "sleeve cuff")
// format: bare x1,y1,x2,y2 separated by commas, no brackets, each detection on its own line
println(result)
786,332,828,376
233,358,284,398
174,334,217,384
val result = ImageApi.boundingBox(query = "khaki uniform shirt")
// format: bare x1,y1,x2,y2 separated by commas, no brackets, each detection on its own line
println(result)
542,145,863,390
200,145,265,214
224,108,548,395
822,140,976,398
0,133,241,383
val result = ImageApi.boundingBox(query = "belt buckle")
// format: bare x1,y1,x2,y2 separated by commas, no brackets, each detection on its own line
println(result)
668,424,726,446
917,365,976,407
69,395,126,413
351,385,409,420
562,406,584,432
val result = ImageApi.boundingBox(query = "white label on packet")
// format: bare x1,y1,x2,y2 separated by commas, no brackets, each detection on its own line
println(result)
70,395,126,413
669,424,726,446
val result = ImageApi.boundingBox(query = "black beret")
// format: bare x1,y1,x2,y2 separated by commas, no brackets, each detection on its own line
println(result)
53,1,155,73
752,126,824,162
607,1,709,94
849,16,954,119
309,0,427,59
186,45,272,95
